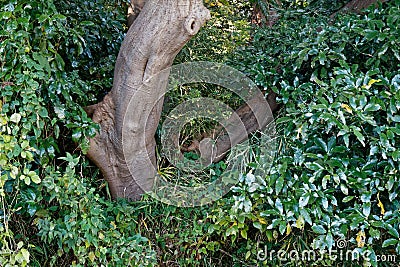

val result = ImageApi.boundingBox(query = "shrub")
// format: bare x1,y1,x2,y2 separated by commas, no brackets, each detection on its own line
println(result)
0,0,156,266
1,0,399,266
213,1,400,265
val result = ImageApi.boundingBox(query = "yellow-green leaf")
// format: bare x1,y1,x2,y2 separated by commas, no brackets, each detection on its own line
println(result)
356,230,366,248
362,79,382,89
296,216,305,230
377,193,385,215
88,251,95,262
341,104,353,114
286,223,292,235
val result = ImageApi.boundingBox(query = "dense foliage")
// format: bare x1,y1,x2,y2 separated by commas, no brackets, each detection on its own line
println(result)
0,0,156,266
227,1,400,265
0,0,399,266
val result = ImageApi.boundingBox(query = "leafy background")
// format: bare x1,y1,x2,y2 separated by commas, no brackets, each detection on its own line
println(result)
0,0,399,266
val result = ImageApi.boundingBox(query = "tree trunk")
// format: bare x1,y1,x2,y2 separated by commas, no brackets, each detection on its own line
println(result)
86,0,210,200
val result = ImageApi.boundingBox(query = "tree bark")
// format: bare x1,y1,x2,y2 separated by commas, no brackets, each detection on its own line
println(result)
251,0,281,27
87,0,210,200
330,0,388,19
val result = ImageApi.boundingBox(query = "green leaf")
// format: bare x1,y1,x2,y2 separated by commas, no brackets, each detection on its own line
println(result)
24,175,31,185
253,221,262,230
55,53,65,70
1,11,12,19
38,14,48,23
340,184,348,195
80,21,95,26
392,150,400,161
364,103,381,112
362,202,371,217
367,249,377,267
52,14,67,21
343,134,350,148
300,209,312,225
369,228,380,239
387,225,399,238
325,232,334,250
88,251,95,262
276,117,294,124
299,195,310,208
275,175,284,194
240,229,247,239
21,248,30,263
382,239,398,248
318,51,326,65
352,128,365,147
364,30,379,40
311,225,326,235
33,52,51,75
321,197,328,210
315,138,328,152
38,107,48,118
72,130,82,142
342,196,354,203
31,174,41,184
275,198,283,214
10,113,22,123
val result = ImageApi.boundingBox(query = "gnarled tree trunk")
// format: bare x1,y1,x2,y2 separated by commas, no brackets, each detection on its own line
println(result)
86,0,210,200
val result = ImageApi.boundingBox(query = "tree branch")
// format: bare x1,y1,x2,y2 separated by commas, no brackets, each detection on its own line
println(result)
330,0,388,19
181,90,279,163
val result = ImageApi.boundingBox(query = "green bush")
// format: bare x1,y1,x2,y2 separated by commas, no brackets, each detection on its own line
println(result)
0,0,156,266
215,1,400,265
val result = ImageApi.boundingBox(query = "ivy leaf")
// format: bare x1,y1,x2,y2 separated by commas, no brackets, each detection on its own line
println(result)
33,52,51,75
10,113,22,123
88,251,95,262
